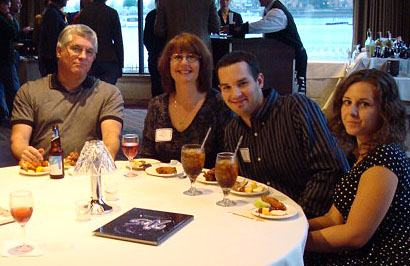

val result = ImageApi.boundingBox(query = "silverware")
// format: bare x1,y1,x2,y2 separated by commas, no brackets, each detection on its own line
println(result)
178,173,186,179
228,212,264,222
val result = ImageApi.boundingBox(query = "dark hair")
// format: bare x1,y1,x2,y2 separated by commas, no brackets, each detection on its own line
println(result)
216,51,261,82
157,32,213,93
329,68,409,156
0,0,11,5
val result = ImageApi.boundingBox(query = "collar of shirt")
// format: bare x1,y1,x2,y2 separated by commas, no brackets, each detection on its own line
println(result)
50,74,96,93
263,0,276,16
250,88,279,125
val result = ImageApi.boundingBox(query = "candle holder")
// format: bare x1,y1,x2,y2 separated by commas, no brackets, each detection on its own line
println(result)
74,140,117,215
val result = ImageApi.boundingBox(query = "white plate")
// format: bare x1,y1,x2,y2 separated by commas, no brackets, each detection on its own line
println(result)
127,158,161,170
197,172,218,185
145,163,184,177
19,169,49,176
64,165,74,169
251,205,298,220
230,178,269,196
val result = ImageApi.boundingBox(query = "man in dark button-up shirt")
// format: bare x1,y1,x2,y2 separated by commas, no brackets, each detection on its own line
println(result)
216,51,349,218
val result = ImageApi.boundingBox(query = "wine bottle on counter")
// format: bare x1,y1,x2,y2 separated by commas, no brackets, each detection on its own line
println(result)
364,29,375,58
374,32,383,57
297,77,306,95
383,31,394,58
49,125,64,179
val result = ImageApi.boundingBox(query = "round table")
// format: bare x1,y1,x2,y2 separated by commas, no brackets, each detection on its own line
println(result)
0,161,308,266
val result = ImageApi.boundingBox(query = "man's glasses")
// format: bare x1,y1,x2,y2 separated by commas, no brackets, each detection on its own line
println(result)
170,54,201,63
67,45,96,58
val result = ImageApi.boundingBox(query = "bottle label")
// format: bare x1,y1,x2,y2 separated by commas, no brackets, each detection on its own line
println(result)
49,156,63,175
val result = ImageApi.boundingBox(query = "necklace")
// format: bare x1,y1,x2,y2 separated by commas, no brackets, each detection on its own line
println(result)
170,93,206,129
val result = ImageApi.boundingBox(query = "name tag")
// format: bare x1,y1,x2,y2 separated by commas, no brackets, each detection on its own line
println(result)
155,128,173,142
240,148,251,163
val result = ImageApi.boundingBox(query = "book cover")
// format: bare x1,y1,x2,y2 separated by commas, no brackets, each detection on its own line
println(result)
93,208,194,246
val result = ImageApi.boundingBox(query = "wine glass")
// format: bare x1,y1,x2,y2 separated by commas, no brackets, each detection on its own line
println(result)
122,134,139,177
181,144,205,196
9,190,34,252
215,152,238,207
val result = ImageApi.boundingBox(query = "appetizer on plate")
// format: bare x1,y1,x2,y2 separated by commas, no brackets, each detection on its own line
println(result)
253,196,288,216
155,166,177,175
232,180,267,193
130,159,152,170
19,160,49,173
64,151,79,167
203,168,216,181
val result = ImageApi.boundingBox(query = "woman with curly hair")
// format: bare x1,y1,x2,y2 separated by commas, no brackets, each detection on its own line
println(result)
304,69,409,265
139,33,231,169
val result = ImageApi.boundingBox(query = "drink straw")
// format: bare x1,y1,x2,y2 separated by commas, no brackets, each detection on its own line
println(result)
201,127,212,150
234,135,243,154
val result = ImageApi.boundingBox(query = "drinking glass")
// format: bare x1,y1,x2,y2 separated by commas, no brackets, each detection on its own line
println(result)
9,190,34,252
122,134,139,177
215,152,238,207
181,144,205,196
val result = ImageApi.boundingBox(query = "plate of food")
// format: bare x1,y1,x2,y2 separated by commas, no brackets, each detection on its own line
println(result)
251,196,298,220
197,168,218,185
64,151,79,169
145,163,184,177
127,158,160,170
19,160,49,176
230,178,269,196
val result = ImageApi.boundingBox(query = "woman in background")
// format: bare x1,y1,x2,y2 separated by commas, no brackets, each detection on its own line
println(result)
304,69,409,265
139,33,231,168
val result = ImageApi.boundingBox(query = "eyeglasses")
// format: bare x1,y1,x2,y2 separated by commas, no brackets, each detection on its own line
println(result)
66,45,96,58
170,54,201,63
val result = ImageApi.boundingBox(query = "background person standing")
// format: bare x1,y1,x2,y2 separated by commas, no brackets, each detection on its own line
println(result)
0,0,19,126
38,0,68,77
144,0,165,97
227,0,307,81
154,0,220,51
79,0,124,85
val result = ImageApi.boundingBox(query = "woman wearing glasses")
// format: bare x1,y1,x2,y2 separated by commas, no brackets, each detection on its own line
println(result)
304,69,409,265
139,33,231,168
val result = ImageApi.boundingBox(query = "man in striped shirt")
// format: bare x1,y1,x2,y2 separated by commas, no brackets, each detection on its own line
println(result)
216,51,349,218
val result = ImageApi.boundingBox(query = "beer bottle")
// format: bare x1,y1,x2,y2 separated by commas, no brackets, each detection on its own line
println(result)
49,125,64,179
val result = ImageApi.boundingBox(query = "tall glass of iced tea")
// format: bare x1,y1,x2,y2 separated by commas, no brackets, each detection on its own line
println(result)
215,152,238,206
181,144,205,196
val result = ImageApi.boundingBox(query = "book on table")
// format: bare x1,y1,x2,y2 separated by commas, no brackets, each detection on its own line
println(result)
93,207,194,246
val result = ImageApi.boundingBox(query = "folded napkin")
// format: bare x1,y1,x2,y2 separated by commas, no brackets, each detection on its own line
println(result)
2,240,43,257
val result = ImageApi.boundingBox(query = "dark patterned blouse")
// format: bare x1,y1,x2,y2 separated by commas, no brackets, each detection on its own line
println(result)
139,89,232,169
305,144,410,265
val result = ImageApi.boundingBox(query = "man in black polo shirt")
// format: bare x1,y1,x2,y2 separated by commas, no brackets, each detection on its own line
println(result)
216,51,349,218
230,0,307,81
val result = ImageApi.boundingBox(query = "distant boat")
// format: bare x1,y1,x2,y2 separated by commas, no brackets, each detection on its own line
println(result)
325,22,349,25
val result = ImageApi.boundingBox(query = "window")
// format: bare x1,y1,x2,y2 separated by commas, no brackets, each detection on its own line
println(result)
64,0,353,74
228,0,353,61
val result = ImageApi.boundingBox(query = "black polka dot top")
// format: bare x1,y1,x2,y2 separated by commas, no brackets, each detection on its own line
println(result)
305,144,410,265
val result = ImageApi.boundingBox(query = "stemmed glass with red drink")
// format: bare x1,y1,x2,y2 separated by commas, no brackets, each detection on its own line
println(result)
10,190,34,252
181,144,205,196
215,152,238,207
122,134,139,177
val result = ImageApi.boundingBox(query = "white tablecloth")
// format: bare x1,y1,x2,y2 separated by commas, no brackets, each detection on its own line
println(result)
306,60,348,116
0,162,308,266
317,56,410,117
